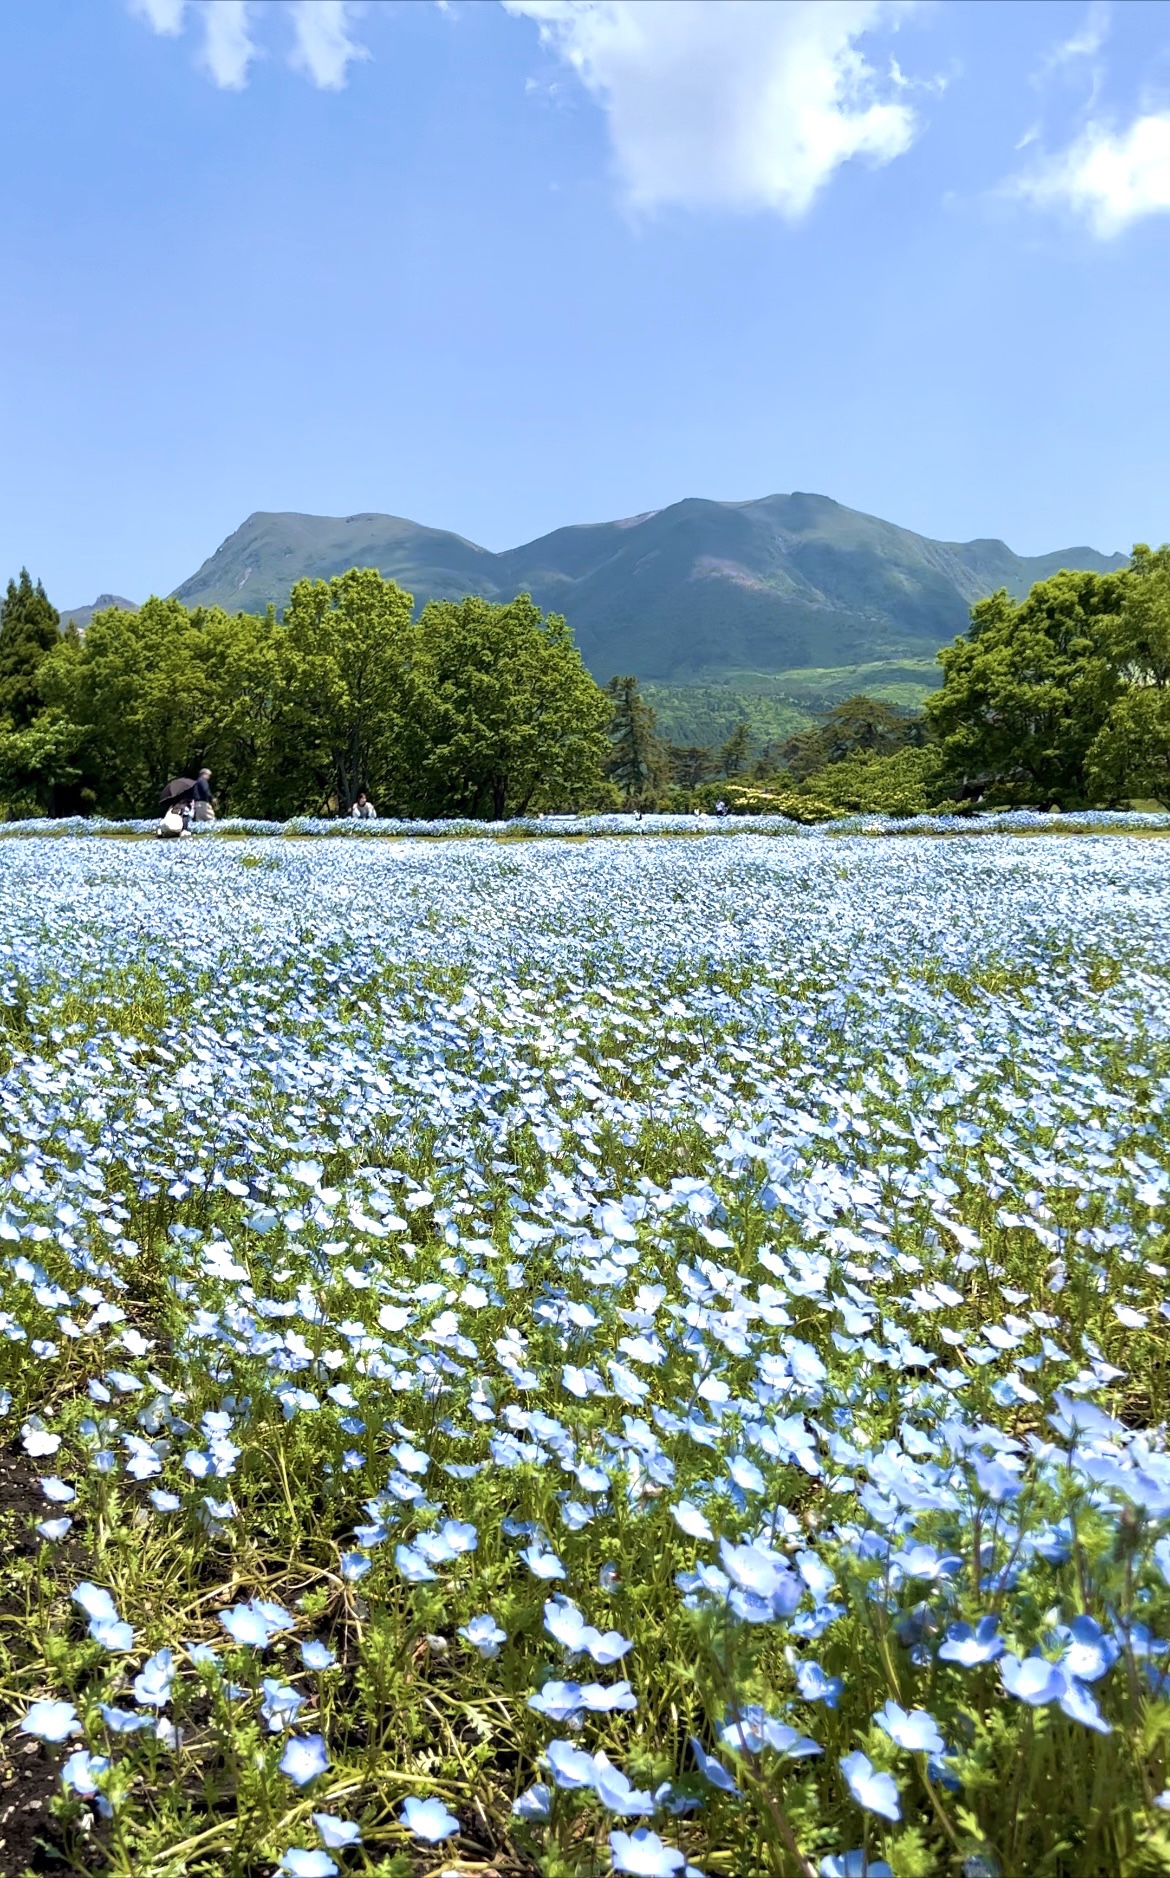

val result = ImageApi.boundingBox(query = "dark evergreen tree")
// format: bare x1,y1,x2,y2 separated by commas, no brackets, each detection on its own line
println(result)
668,743,715,787
718,720,752,777
605,675,666,803
0,569,60,729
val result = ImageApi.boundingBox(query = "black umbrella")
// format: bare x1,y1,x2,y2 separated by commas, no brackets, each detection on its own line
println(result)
159,777,197,806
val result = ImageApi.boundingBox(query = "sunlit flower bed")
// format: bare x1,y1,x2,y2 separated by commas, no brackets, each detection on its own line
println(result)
2,831,1169,1878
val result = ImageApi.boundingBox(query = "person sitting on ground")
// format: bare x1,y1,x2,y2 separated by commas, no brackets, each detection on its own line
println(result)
193,768,215,823
157,801,190,839
351,791,376,819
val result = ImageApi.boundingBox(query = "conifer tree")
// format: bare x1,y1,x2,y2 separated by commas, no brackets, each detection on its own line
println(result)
0,569,60,729
605,675,666,803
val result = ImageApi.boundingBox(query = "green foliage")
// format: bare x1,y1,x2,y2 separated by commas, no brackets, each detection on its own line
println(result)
781,693,923,781
605,675,668,805
39,596,220,816
278,568,414,815
1087,545,1170,803
409,592,611,819
927,570,1128,804
16,571,608,820
0,568,60,730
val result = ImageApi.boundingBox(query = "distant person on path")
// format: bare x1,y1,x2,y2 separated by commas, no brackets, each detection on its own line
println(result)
351,792,376,819
714,797,728,818
193,768,215,823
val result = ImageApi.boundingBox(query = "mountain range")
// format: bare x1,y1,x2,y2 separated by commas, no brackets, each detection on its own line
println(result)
63,495,1127,716
163,494,1125,686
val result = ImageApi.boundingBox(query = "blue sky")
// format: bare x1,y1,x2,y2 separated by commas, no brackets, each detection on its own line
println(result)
1,0,1169,606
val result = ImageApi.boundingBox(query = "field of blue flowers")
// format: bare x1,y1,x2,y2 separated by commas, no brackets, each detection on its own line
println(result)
1,829,1169,1878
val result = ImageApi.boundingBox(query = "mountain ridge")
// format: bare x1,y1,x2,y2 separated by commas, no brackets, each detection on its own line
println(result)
163,491,1127,685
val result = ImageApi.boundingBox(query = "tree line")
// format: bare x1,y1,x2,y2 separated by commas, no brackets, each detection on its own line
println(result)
0,572,614,819
1,546,1167,820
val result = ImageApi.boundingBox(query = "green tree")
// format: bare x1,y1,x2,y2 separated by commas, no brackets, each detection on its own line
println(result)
409,593,609,819
193,606,288,816
0,569,60,730
1087,543,1170,802
605,675,667,805
780,694,919,781
277,569,415,815
40,597,215,815
926,569,1127,804
718,720,752,778
668,743,716,788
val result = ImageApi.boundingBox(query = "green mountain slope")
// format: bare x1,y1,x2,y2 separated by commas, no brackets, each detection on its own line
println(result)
171,493,1127,686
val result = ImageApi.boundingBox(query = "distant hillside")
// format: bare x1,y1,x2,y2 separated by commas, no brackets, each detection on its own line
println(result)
171,494,1127,686
60,593,139,632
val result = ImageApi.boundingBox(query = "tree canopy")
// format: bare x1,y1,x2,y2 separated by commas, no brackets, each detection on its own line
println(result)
0,569,61,730
6,570,611,821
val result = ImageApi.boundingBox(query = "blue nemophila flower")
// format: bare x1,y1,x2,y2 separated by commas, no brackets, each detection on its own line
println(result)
512,1782,552,1820
874,1700,945,1755
60,1749,111,1802
394,1543,436,1584
133,1648,175,1708
528,1678,638,1719
543,1595,633,1664
819,1856,894,1878
546,1739,598,1789
689,1736,739,1793
459,1613,506,1658
301,1639,336,1671
521,1540,566,1580
400,1794,459,1841
20,1700,81,1742
39,1477,76,1503
36,1516,73,1541
280,1734,330,1786
261,1678,306,1731
276,1852,336,1878
840,1750,901,1821
219,1598,293,1649
609,1826,686,1875
312,1814,362,1848
1057,1615,1118,1682
72,1582,135,1652
717,1707,820,1758
794,1660,843,1707
935,1611,1000,1664
100,1704,153,1733
671,1500,714,1541
999,1655,1065,1706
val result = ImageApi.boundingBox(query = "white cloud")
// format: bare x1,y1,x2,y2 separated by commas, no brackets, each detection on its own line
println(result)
1016,112,1170,237
128,0,186,31
502,0,919,218
289,1,369,91
199,1,257,90
1040,1,1110,74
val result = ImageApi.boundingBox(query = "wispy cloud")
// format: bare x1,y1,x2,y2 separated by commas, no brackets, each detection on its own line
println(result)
503,0,921,219
128,0,186,32
1038,1,1110,76
288,1,369,91
200,2,257,91
1015,112,1170,237
129,0,368,91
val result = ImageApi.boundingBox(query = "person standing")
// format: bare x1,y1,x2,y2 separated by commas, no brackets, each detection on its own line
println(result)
193,769,216,823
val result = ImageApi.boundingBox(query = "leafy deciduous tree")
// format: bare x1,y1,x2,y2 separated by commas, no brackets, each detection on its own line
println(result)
927,571,1127,804
409,594,609,819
